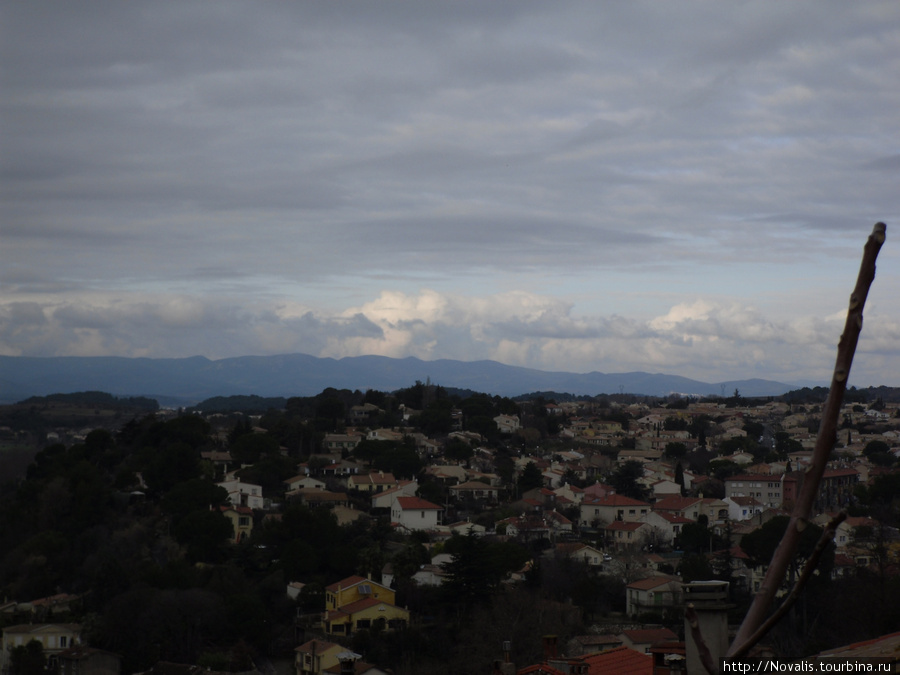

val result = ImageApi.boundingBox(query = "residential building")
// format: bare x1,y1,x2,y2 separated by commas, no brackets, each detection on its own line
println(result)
322,576,409,637
625,576,681,618
619,627,679,654
606,520,649,551
322,433,363,455
724,474,783,509
580,494,651,528
390,496,443,532
220,505,253,543
493,414,520,434
347,471,397,493
723,496,764,521
295,639,343,675
216,478,265,510
1,624,82,674
448,480,501,503
57,646,121,675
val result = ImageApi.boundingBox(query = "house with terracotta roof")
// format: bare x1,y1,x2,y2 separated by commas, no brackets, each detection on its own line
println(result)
390,496,443,532
625,576,681,618
323,596,409,637
578,645,653,674
606,521,650,551
639,511,692,548
580,495,651,528
618,627,678,654
347,471,397,493
651,495,704,521
0,624,82,674
723,495,765,521
448,479,501,503
370,480,418,510
322,576,409,637
295,638,343,675
554,542,605,567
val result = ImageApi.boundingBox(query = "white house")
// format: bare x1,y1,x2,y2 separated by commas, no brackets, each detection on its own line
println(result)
217,478,265,509
284,474,327,492
493,414,520,434
390,496,443,532
371,480,418,510
723,496,764,521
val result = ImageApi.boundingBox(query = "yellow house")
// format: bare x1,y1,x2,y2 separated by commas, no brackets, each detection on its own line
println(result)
346,471,397,493
219,505,253,543
325,575,395,610
324,597,409,636
322,576,408,637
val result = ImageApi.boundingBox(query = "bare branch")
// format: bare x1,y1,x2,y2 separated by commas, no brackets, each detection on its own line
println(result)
729,512,847,660
728,222,886,656
685,603,719,675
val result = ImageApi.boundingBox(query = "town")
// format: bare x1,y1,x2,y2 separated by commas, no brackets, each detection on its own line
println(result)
1,383,899,675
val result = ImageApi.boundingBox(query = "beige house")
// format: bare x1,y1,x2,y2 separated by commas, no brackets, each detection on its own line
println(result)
625,576,681,618
295,639,343,675
580,494,651,528
347,471,397,493
1,624,82,673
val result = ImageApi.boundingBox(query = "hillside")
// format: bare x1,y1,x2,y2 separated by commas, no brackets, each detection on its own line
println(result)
0,354,800,404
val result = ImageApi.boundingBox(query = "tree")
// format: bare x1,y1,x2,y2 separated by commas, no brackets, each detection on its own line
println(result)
171,509,235,563
610,460,645,500
9,640,45,675
664,442,688,460
517,461,543,494
444,438,474,464
739,516,831,588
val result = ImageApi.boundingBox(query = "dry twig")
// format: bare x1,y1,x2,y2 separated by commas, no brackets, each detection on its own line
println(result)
726,222,886,658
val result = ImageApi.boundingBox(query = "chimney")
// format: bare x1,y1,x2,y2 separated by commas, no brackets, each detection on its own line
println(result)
542,635,558,659
491,641,515,675
683,581,732,674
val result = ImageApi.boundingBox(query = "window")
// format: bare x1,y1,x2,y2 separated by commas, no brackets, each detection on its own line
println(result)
239,516,249,527
60,636,67,648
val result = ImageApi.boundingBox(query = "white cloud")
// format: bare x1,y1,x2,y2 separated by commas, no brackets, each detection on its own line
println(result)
1,2,898,386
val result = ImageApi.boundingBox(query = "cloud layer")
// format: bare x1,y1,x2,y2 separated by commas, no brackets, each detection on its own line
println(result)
2,2,899,386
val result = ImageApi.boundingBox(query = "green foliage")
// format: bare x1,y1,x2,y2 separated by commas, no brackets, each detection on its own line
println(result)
441,532,527,603
664,442,688,459
740,516,831,578
230,433,280,464
609,460,646,500
708,459,743,481
517,461,544,494
444,437,474,463
171,509,234,563
372,442,422,479
234,454,296,495
9,640,46,675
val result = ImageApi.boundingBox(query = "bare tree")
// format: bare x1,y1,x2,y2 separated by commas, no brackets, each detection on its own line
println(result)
688,223,887,673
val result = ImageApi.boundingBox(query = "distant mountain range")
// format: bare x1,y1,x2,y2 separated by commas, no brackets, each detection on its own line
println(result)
0,353,802,405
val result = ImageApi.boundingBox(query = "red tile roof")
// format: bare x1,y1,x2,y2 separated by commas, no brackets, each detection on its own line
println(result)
626,575,677,591
585,494,651,507
580,645,652,674
396,496,442,510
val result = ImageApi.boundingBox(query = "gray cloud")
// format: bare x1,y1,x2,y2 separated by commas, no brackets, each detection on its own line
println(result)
1,1,898,384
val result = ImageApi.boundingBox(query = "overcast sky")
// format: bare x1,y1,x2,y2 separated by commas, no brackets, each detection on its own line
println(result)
2,2,899,387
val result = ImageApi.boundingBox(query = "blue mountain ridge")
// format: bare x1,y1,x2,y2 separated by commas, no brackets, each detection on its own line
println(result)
0,353,800,405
